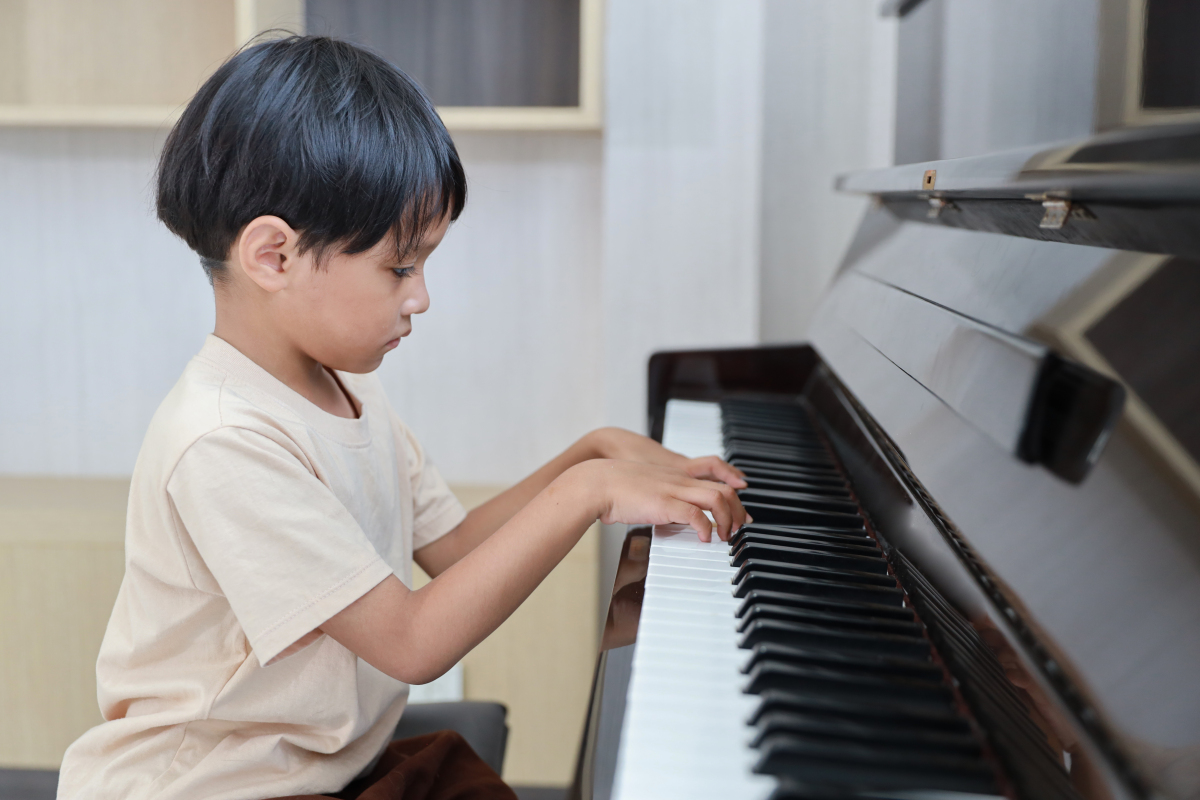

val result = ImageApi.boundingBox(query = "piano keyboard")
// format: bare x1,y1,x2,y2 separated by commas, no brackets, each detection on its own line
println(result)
610,399,1003,800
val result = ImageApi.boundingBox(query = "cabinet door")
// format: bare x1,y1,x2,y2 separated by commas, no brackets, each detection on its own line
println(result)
306,0,603,130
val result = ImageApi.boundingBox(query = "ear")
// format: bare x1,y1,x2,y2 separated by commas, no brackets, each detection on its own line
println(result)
234,216,302,293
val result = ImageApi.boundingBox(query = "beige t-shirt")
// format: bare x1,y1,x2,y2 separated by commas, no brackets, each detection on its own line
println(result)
57,335,466,800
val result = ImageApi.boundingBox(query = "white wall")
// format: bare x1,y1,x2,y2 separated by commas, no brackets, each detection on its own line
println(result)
940,0,1098,159
0,129,604,484
599,0,766,434
759,0,896,343
0,129,213,476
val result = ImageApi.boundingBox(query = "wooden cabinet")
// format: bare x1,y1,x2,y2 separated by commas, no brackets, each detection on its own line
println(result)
0,0,601,130
0,0,300,126
306,0,603,131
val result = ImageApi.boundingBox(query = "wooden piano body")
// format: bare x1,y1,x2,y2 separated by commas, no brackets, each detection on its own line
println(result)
572,121,1200,800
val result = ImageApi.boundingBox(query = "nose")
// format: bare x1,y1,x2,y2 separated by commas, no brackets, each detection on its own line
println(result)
400,274,430,316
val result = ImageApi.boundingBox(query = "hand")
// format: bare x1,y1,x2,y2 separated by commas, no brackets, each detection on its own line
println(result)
584,427,747,489
565,459,750,542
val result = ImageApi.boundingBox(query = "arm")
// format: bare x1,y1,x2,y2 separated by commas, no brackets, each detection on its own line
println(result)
320,458,747,685
414,427,746,577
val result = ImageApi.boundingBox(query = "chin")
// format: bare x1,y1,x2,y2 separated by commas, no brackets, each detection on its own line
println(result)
350,355,387,374
323,352,386,374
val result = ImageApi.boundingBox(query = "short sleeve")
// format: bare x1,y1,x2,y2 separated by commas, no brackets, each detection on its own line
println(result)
392,417,467,550
168,427,395,666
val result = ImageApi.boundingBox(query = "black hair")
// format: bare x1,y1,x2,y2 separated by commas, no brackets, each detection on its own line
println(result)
156,35,466,283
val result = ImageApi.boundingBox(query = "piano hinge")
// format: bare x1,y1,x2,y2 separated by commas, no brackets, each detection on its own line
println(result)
927,196,957,218
1031,193,1095,230
1039,199,1072,229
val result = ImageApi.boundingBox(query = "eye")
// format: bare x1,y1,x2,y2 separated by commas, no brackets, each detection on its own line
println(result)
391,265,416,279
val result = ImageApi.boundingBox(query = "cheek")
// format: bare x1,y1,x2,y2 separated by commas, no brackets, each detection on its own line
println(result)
298,275,390,342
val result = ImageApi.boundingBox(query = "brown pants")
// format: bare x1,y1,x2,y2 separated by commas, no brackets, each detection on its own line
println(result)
273,731,517,800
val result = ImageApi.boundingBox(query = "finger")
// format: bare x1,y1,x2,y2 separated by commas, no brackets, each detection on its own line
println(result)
682,484,734,541
711,480,749,538
707,486,735,540
686,456,748,489
722,482,749,531
671,499,713,542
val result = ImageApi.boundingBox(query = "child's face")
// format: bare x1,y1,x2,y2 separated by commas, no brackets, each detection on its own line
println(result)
267,214,451,374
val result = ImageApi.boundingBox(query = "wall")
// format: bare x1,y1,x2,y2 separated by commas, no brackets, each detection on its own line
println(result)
758,0,897,343
893,0,1099,164
600,0,765,433
0,128,213,476
0,129,604,485
939,0,1098,159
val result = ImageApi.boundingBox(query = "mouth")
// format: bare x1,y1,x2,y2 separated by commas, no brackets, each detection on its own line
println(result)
384,338,401,350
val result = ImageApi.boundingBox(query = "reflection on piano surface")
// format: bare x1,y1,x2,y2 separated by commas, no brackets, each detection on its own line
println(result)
572,122,1200,800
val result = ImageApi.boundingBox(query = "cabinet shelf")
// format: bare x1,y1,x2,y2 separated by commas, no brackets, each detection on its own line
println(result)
0,0,602,132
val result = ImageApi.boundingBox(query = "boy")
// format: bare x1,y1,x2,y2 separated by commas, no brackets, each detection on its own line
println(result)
57,36,747,800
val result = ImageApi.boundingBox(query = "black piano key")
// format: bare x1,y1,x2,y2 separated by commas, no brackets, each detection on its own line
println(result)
731,543,890,574
739,472,847,493
734,573,906,605
739,618,931,659
731,456,841,476
754,732,998,794
743,659,950,704
739,502,865,529
736,589,915,621
723,417,814,432
724,433,825,450
742,642,940,681
715,399,1009,798
731,533,882,561
730,524,873,549
733,558,897,588
742,474,852,497
726,441,836,463
751,710,982,755
722,403,810,421
751,687,970,732
732,458,843,477
737,605,924,639
725,425,823,439
736,488,859,514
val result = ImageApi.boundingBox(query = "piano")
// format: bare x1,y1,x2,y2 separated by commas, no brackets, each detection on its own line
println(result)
571,120,1200,800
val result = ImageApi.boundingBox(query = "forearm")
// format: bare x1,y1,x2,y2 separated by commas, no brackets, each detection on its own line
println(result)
322,457,747,683
416,432,603,575
330,469,598,683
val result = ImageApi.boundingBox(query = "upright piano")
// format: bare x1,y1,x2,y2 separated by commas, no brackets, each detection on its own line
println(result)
571,121,1200,800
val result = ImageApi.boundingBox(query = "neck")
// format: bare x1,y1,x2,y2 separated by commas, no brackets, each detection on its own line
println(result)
213,288,357,419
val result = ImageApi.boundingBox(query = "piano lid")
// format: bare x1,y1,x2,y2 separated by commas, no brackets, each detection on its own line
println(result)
836,121,1200,259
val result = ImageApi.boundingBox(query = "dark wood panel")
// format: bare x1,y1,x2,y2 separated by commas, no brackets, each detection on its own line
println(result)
1142,0,1200,110
306,0,580,107
1087,257,1200,464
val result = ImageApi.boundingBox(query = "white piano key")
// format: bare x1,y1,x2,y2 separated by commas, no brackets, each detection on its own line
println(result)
611,402,776,800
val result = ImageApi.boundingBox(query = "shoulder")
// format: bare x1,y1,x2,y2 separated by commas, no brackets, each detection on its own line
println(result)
137,355,313,484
